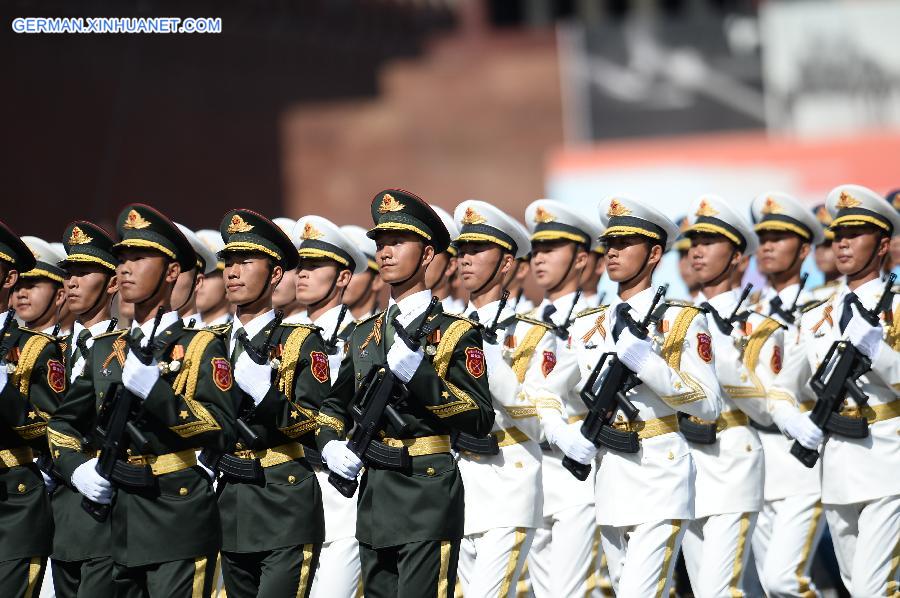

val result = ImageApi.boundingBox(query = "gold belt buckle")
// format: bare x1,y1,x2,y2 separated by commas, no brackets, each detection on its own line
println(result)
127,455,148,466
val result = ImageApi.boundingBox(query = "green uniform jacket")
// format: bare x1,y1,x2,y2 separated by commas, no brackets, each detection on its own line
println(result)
50,328,122,563
316,305,494,549
48,320,237,567
218,321,329,553
0,325,67,562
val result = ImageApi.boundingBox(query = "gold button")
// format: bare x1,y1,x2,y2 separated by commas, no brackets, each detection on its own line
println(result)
667,451,674,460
288,475,296,484
179,487,188,496
425,467,436,476
515,461,523,469
17,483,26,493
356,372,362,380
746,444,752,452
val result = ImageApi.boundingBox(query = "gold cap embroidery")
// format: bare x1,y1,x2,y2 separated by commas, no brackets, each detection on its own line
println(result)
607,199,631,217
123,209,151,230
378,193,405,214
534,206,556,223
761,197,782,214
68,226,93,245
227,214,254,234
302,222,323,240
695,199,719,217
836,191,861,209
462,207,486,225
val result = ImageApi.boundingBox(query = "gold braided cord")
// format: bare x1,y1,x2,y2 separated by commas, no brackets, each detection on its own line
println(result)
298,248,350,267
660,307,706,406
530,230,588,244
505,404,538,418
170,331,221,437
276,325,319,437
222,241,281,261
886,307,900,352
369,222,432,240
602,225,661,240
456,232,513,251
687,222,743,245
723,317,781,400
62,253,117,271
753,220,812,240
830,214,890,231
315,413,345,436
429,319,480,418
13,334,53,398
511,325,550,383
0,251,14,264
113,239,177,259
20,268,65,283
47,427,82,452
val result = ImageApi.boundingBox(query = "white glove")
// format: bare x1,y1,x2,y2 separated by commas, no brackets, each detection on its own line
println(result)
0,365,7,394
545,419,597,464
121,351,160,399
845,314,884,360
234,352,272,405
322,440,363,480
782,412,823,450
36,460,57,493
387,341,423,384
71,458,113,504
614,327,653,372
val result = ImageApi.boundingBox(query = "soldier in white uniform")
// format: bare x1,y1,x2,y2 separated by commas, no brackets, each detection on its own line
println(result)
448,200,543,598
194,229,233,329
679,196,780,597
341,225,386,322
580,213,607,309
514,199,599,597
173,224,219,329
749,191,828,597
290,216,368,598
564,196,721,596
428,206,465,315
810,205,842,303
789,185,900,596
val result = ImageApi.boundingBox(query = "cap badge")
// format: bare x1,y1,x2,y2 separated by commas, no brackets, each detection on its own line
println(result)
678,216,690,233
607,199,631,217
462,207,486,225
378,193,405,214
68,226,93,245
534,206,556,223
227,214,254,234
761,197,783,215
836,191,861,209
302,222,324,240
123,209,151,230
695,200,719,217
815,205,832,225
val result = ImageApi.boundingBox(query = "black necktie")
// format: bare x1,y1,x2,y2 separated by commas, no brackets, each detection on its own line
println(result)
468,311,480,323
541,304,557,323
612,303,632,343
839,293,857,334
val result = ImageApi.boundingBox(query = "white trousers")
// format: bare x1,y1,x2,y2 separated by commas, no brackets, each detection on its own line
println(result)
751,494,824,597
310,536,361,598
528,503,598,597
682,512,757,597
825,494,900,597
458,527,534,598
600,519,685,598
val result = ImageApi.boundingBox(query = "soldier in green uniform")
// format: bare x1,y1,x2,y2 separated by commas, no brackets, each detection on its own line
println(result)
212,209,329,598
0,220,67,597
316,188,494,598
48,204,237,598
51,221,121,598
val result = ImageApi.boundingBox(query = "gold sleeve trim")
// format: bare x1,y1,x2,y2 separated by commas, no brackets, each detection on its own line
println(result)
12,334,53,398
170,331,222,437
511,325,550,383
505,405,538,419
660,307,706,406
886,307,900,352
428,319,479,418
316,412,345,436
47,427,83,452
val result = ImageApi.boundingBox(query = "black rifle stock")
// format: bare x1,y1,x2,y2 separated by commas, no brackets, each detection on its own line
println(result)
562,285,667,481
329,298,440,497
233,310,284,448
0,307,19,358
790,274,895,467
82,307,164,522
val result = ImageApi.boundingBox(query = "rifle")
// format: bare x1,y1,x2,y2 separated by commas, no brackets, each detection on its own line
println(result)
790,273,895,467
82,307,163,522
451,290,510,455
681,284,754,444
324,305,349,355
0,307,19,359
562,285,668,481
772,273,808,324
329,297,440,498
200,310,285,481
552,288,582,339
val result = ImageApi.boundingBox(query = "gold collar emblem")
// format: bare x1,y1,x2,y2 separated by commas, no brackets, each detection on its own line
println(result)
378,193,405,214
227,214,254,234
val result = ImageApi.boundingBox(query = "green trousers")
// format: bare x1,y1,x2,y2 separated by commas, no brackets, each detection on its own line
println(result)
0,556,46,598
51,556,115,598
360,539,460,598
221,544,321,598
112,554,216,598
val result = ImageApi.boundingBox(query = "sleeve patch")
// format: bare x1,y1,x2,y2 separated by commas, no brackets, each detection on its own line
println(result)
310,351,330,383
211,357,233,391
696,333,713,363
46,359,66,393
464,347,485,378
541,350,556,377
770,345,782,374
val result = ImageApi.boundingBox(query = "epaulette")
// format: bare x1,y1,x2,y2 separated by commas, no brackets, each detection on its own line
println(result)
514,315,554,329
356,310,384,327
204,322,232,333
736,310,786,329
442,312,482,327
811,280,840,291
89,328,128,340
798,299,827,314
186,324,228,338
574,305,607,319
18,327,56,340
280,322,321,332
663,300,706,312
